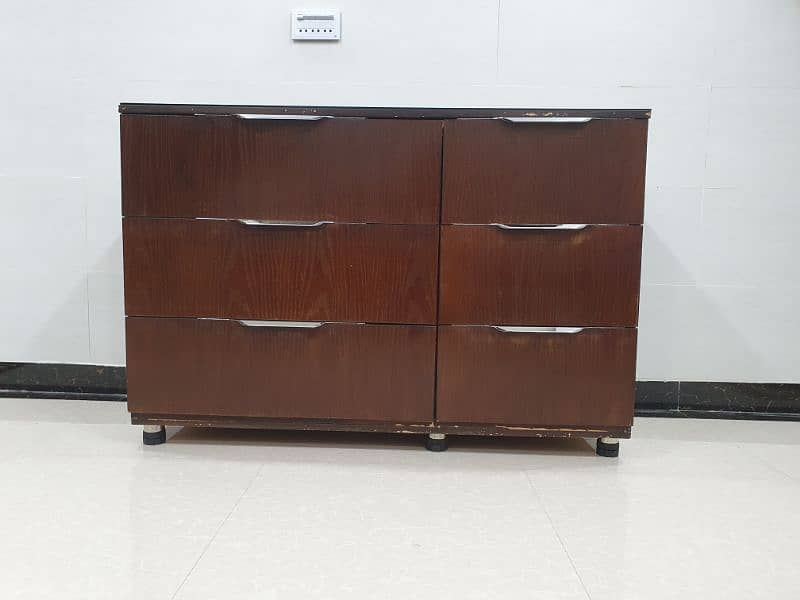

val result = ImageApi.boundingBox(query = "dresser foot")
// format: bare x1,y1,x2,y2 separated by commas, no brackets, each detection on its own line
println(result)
425,433,448,452
596,436,619,457
143,425,166,446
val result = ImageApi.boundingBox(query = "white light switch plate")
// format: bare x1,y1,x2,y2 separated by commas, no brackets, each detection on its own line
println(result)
291,9,341,40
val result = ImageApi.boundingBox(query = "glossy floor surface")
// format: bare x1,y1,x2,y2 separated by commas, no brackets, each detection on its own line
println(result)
1,398,798,599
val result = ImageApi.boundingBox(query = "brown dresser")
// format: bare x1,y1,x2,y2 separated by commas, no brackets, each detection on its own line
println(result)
120,104,649,456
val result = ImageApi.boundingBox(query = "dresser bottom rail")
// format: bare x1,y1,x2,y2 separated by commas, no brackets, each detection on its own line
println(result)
130,413,631,439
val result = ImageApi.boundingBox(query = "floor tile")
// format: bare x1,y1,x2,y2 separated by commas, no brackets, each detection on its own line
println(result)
524,431,800,600
745,443,800,482
174,462,587,600
0,397,129,424
1,401,798,600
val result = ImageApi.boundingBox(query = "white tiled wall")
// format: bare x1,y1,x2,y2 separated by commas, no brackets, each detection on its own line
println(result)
1,0,799,382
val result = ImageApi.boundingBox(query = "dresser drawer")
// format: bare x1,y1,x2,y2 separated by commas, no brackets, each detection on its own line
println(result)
121,115,442,224
123,218,438,324
439,224,642,326
442,118,647,224
126,317,436,421
437,325,636,427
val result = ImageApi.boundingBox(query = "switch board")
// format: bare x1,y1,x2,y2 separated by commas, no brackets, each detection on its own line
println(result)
291,9,341,40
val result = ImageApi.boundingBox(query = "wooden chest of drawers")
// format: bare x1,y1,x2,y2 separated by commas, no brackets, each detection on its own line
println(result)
120,104,649,455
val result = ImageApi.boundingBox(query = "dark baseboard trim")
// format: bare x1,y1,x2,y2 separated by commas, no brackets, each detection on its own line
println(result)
0,363,126,400
635,380,800,420
2,363,799,421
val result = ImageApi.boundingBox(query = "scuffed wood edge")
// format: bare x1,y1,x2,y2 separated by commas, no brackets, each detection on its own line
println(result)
130,414,631,439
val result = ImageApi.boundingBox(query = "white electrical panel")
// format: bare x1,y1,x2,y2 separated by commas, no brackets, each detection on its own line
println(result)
291,9,341,40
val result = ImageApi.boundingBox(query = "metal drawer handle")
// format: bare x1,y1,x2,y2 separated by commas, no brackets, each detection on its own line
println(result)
238,320,325,329
492,223,588,231
493,326,584,334
234,114,332,121
498,117,592,124
237,219,332,228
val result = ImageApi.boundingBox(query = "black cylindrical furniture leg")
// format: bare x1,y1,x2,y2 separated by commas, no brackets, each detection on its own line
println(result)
425,433,448,452
596,436,619,457
143,425,167,446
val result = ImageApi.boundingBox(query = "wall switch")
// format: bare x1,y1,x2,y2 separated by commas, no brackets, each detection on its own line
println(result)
291,9,341,40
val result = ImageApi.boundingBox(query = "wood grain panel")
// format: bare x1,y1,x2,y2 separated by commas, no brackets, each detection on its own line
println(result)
437,325,637,427
126,317,435,421
121,115,442,223
123,219,438,324
442,118,647,224
439,225,642,326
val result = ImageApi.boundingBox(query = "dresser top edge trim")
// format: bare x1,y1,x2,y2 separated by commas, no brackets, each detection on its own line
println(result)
118,104,652,119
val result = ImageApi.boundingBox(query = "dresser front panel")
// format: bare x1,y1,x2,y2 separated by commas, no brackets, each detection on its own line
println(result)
436,325,636,428
123,218,438,324
439,224,642,326
442,118,647,225
121,115,442,224
127,317,436,421
120,105,650,438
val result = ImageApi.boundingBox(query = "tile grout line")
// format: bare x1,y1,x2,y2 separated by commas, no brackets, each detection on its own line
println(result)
523,471,593,600
169,463,264,600
743,445,799,485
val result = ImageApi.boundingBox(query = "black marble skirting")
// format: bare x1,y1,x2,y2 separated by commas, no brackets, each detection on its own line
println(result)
0,363,126,401
633,381,800,420
1,363,799,421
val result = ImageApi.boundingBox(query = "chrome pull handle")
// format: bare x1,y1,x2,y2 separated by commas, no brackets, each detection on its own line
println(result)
233,114,332,121
237,219,332,228
493,326,584,334
498,117,592,124
238,320,325,329
492,223,588,231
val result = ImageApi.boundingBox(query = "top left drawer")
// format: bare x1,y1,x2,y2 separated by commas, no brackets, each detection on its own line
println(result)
121,115,443,224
